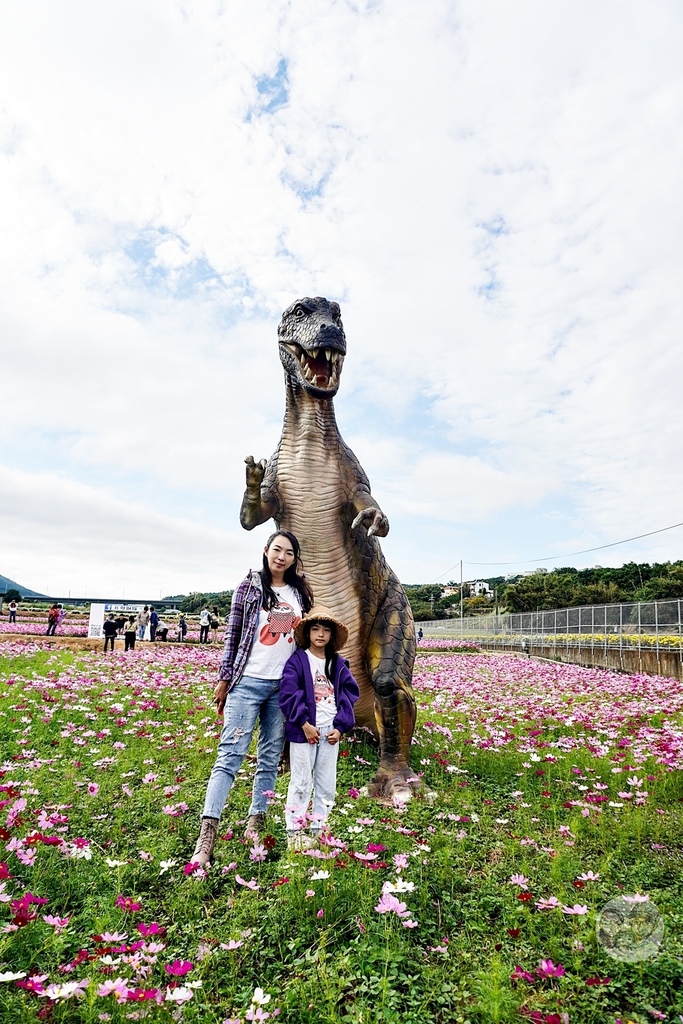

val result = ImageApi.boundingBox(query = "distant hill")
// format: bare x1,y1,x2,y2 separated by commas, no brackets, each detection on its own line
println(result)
0,574,48,599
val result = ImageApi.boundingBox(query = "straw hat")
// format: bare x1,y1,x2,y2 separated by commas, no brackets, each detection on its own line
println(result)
294,606,349,651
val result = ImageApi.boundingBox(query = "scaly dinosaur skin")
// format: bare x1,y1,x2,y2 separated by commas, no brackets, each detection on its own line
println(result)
240,296,418,800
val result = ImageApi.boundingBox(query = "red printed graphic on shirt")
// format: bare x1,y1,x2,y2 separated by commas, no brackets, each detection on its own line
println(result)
259,601,300,646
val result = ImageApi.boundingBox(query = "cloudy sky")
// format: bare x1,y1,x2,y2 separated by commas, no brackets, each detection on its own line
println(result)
2,0,682,598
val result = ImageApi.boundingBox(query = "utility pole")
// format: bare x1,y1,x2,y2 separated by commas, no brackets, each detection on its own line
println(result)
460,559,464,632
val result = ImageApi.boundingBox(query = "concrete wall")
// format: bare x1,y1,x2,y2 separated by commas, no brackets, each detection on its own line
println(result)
477,641,683,681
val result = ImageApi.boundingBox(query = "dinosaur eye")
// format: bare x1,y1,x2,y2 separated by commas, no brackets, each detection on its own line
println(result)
293,306,306,319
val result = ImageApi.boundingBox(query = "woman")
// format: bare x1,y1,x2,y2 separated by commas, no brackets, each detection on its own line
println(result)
191,531,313,866
210,606,220,643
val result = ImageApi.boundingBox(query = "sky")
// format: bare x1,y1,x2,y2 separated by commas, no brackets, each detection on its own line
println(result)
1,0,683,598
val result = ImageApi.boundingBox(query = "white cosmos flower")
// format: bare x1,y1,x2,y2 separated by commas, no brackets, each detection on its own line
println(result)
251,988,271,1005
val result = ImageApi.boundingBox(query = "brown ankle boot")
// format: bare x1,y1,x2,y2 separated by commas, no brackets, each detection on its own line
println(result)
191,816,218,866
243,812,267,841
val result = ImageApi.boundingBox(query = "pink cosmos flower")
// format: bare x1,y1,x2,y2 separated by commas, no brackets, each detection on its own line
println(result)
374,892,409,917
87,783,99,796
393,854,409,870
535,896,561,911
577,871,600,881
220,939,244,950
235,875,260,890
562,904,588,915
508,873,530,888
42,914,69,934
402,918,418,928
164,960,193,976
317,909,324,918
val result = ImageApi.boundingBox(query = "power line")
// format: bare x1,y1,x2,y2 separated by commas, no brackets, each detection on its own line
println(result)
428,519,683,584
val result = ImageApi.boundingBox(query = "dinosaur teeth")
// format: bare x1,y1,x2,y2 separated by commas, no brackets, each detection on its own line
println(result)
325,348,332,362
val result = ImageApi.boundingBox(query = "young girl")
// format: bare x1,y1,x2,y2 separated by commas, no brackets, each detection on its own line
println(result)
191,531,313,866
279,607,360,849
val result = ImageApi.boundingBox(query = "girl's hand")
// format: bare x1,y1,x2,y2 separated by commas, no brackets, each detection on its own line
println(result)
326,729,341,745
302,722,320,744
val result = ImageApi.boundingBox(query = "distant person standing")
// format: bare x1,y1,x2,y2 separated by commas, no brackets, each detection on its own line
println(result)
103,614,117,653
46,604,59,636
417,627,424,642
8,600,17,624
137,605,149,641
149,606,159,642
199,607,210,644
56,605,66,631
177,614,188,643
210,606,220,643
124,616,136,651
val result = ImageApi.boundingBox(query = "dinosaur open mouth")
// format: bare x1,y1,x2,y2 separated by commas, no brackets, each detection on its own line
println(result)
284,344,344,390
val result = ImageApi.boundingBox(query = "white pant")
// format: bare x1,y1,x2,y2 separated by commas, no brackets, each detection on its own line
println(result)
285,723,339,831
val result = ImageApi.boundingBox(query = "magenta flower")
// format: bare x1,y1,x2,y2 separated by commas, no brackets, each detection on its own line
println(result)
348,788,359,799
164,960,193,976
511,965,535,983
536,959,566,978
87,783,99,796
115,895,142,912
137,921,167,937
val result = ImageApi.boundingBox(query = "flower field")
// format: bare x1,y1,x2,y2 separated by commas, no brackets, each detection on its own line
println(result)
1,641,682,1023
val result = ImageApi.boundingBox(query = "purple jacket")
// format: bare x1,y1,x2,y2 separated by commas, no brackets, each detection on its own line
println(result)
279,648,360,743
218,571,263,690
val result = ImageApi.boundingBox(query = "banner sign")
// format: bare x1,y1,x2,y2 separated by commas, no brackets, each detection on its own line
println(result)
88,603,106,639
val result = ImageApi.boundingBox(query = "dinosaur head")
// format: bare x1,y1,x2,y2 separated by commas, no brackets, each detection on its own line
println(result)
278,296,346,398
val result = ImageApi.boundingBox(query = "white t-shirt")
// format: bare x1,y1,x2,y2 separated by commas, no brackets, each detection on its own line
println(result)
243,585,302,680
306,649,337,728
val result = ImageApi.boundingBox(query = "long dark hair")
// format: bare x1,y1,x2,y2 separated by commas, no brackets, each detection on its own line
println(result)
260,530,313,613
300,619,338,682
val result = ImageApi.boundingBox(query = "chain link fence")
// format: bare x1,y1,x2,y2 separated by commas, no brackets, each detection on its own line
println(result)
419,599,683,663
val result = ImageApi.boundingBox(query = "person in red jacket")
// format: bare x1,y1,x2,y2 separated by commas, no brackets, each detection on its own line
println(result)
279,606,359,849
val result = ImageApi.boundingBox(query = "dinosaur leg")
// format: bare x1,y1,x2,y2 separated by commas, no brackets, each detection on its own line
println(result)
365,589,419,801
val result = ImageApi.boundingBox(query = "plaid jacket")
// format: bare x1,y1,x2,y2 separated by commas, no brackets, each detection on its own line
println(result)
218,571,263,689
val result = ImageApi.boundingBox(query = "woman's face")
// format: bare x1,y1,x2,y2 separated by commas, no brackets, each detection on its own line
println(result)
265,535,296,578
309,622,332,653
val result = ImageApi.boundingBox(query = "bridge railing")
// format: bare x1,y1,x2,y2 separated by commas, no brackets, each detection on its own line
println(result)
418,599,683,661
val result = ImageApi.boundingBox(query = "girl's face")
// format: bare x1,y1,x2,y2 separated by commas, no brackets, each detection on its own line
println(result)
309,622,332,654
265,535,296,579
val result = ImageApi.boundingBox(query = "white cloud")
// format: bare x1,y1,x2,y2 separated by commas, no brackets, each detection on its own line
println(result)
1,0,683,593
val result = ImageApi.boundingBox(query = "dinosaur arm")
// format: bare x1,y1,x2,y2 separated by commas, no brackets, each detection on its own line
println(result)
239,455,278,530
338,440,390,537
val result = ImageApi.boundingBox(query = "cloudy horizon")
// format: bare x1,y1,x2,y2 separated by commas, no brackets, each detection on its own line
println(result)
2,1,683,598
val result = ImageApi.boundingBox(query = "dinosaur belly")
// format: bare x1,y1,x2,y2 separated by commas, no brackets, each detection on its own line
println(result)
276,447,369,693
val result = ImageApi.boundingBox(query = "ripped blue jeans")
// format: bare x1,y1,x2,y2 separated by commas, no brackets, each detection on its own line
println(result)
202,675,284,820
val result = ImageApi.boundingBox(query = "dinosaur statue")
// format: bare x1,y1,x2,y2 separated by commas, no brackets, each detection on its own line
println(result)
240,296,418,800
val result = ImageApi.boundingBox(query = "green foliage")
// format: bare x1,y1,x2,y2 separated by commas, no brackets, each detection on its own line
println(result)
502,561,683,612
2,588,21,603
179,590,234,614
0,644,682,1022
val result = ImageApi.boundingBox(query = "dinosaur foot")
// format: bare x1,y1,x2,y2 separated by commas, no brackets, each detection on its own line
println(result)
365,764,422,805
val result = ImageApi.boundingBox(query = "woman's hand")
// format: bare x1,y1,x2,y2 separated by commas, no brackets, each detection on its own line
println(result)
326,729,341,745
213,680,228,715
302,722,320,744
